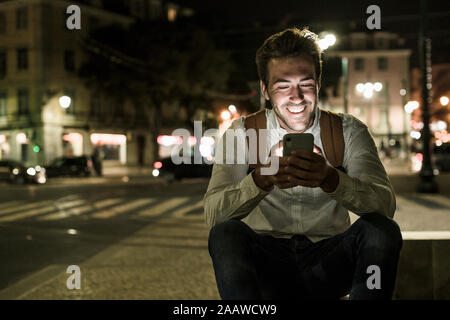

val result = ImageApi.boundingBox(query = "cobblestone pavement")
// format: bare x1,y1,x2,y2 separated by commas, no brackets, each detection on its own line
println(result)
11,213,220,300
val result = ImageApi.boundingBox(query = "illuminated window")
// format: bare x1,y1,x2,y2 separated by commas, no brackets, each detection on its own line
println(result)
167,7,177,22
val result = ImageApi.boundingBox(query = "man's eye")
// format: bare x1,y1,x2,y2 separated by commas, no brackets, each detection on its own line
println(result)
301,83,314,87
278,86,289,90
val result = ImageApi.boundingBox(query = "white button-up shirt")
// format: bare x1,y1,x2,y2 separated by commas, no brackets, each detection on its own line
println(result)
203,107,396,243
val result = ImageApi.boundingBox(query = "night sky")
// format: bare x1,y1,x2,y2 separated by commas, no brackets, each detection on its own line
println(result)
174,0,450,86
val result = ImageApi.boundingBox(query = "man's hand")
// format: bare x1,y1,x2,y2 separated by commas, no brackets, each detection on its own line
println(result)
272,145,339,193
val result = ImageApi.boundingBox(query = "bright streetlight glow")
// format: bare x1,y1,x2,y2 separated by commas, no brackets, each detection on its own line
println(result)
59,96,71,109
318,33,336,51
404,101,420,113
374,82,383,92
363,89,373,99
356,83,365,93
221,110,231,120
440,96,449,106
324,34,336,46
410,131,421,140
152,169,160,177
228,104,237,114
400,89,407,96
16,133,27,144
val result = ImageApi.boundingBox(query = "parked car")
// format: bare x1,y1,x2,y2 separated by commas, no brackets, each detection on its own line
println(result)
45,155,93,178
434,143,450,172
152,155,213,181
0,160,47,184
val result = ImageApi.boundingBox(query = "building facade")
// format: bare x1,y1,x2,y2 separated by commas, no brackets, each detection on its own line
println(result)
326,32,412,159
0,0,183,167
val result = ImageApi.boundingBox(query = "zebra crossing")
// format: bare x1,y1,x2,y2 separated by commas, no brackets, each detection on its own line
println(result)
0,193,449,225
0,195,205,223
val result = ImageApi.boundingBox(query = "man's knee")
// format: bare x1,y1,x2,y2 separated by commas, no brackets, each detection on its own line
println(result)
208,219,253,255
357,213,403,251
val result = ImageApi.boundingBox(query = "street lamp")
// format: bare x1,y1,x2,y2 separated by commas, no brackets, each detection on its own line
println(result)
220,110,231,121
228,104,237,114
440,96,449,106
59,95,71,109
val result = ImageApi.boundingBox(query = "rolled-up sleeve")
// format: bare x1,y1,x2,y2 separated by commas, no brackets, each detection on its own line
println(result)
203,118,270,228
328,121,396,218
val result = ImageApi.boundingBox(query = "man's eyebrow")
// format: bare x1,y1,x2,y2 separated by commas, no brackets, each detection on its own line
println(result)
272,76,315,84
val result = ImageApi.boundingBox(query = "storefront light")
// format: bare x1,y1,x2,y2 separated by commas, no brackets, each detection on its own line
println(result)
16,133,27,144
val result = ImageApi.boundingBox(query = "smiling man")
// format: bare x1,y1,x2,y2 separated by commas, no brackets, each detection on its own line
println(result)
204,28,402,300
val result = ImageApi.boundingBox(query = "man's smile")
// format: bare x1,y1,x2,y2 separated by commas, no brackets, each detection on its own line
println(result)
285,104,307,115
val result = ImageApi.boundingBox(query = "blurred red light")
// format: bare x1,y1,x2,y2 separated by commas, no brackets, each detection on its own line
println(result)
154,161,162,169
415,153,423,162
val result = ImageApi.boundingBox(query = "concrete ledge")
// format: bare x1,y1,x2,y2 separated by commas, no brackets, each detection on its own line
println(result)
390,173,450,194
394,238,450,300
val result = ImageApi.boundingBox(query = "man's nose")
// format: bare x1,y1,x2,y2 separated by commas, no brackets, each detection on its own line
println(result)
290,85,304,102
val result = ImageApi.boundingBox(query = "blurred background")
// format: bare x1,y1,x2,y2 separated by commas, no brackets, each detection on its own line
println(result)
0,0,448,300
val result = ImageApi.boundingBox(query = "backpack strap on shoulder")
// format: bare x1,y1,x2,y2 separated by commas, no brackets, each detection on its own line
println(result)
245,109,267,169
319,109,345,170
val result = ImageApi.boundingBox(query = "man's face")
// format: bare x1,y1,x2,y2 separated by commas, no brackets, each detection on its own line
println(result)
261,55,319,133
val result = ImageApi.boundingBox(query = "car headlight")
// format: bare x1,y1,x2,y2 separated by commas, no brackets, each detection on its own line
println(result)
27,167,36,176
12,168,20,175
152,169,160,177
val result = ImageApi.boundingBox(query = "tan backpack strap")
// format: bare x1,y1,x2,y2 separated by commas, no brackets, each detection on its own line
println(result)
244,109,267,169
320,109,345,169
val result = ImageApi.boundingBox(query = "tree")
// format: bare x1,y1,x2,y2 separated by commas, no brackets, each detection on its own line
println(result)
79,21,235,160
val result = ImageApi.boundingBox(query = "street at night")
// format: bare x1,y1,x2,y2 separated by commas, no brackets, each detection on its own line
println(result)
0,0,449,311
0,168,449,299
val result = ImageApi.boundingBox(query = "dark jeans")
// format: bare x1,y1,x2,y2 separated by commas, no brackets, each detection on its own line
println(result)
208,213,403,300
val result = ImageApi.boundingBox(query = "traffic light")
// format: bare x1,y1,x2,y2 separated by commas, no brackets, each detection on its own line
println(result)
33,145,40,153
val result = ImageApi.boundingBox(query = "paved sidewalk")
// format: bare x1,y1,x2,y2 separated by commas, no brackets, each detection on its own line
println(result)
5,213,220,300
1,190,448,300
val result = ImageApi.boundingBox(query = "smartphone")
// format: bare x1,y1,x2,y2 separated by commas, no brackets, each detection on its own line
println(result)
282,133,314,156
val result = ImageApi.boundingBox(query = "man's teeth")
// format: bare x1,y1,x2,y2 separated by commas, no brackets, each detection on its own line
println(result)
287,106,305,113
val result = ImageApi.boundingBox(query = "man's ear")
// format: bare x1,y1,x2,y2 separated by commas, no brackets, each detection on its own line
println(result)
260,80,270,100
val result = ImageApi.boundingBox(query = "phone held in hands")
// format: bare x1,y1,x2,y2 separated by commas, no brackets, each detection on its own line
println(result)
282,133,314,157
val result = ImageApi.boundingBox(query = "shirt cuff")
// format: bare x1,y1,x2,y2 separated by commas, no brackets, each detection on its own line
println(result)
240,171,271,198
327,169,355,202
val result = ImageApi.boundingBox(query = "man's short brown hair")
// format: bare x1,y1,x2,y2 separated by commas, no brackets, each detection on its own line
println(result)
256,27,322,87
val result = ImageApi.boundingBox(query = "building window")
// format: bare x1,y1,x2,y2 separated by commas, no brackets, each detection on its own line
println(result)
377,57,388,71
0,51,6,78
17,48,28,70
90,94,101,119
18,88,29,115
0,12,6,34
64,89,76,115
0,91,6,116
354,57,364,71
64,50,75,71
16,7,28,30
